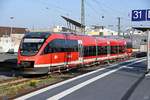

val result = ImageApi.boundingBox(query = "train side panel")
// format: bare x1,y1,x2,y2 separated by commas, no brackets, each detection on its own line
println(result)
17,32,132,74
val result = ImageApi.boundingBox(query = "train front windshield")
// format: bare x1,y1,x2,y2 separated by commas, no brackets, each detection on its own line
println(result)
20,38,44,56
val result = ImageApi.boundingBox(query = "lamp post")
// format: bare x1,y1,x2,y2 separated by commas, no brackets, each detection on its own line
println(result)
10,17,14,36
100,16,104,36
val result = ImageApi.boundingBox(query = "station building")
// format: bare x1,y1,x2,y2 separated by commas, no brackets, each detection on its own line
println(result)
0,26,28,53
86,25,118,36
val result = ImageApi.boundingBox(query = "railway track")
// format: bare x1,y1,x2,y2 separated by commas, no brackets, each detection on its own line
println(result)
0,57,137,99
0,78,29,87
0,57,132,86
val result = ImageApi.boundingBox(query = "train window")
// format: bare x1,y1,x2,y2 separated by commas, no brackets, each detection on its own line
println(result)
119,45,126,53
43,39,78,54
111,46,118,54
97,46,108,55
83,46,88,57
43,44,51,54
103,46,107,54
83,46,96,57
107,46,111,54
111,46,115,54
89,46,92,56
50,39,66,52
97,46,101,55
89,46,93,56
98,46,102,55
127,42,132,48
111,46,117,54
92,46,96,56
66,40,78,52
83,45,109,57
43,39,65,54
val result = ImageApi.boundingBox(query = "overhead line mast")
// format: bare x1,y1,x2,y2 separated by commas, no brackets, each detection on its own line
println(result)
117,17,121,36
81,0,85,34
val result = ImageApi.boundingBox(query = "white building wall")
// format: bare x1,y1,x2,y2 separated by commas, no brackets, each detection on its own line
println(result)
86,27,118,36
10,34,24,52
0,36,14,53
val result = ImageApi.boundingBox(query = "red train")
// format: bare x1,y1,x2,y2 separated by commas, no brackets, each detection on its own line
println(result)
17,32,132,74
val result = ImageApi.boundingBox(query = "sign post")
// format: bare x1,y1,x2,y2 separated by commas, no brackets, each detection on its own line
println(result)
131,9,150,71
147,10,150,71
147,9,150,21
148,30,150,70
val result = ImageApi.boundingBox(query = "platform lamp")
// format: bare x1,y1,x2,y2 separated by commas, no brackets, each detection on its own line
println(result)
101,16,104,29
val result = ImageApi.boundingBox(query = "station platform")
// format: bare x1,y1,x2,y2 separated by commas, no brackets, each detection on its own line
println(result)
0,53,17,63
15,58,148,100
129,74,150,100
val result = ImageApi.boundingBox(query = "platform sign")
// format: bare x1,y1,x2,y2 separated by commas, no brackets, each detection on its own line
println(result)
132,9,150,71
132,9,150,21
132,10,147,21
147,9,150,21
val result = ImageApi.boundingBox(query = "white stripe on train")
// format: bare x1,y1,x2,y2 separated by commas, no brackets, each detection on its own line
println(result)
34,54,128,68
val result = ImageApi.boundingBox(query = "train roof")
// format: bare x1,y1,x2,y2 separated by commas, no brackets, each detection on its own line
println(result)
25,32,51,38
25,32,126,45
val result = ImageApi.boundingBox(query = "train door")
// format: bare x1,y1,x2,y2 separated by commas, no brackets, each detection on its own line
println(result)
65,40,71,66
64,35,74,67
107,41,110,57
64,35,79,67
95,38,98,61
78,40,83,64
50,39,66,67
64,34,69,66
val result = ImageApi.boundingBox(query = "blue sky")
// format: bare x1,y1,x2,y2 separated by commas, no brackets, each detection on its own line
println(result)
0,0,149,31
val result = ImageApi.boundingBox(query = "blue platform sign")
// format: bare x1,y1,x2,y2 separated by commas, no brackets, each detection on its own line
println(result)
132,10,147,21
147,9,150,21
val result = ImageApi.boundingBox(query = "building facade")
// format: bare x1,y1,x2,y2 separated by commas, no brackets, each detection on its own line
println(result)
0,26,27,53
